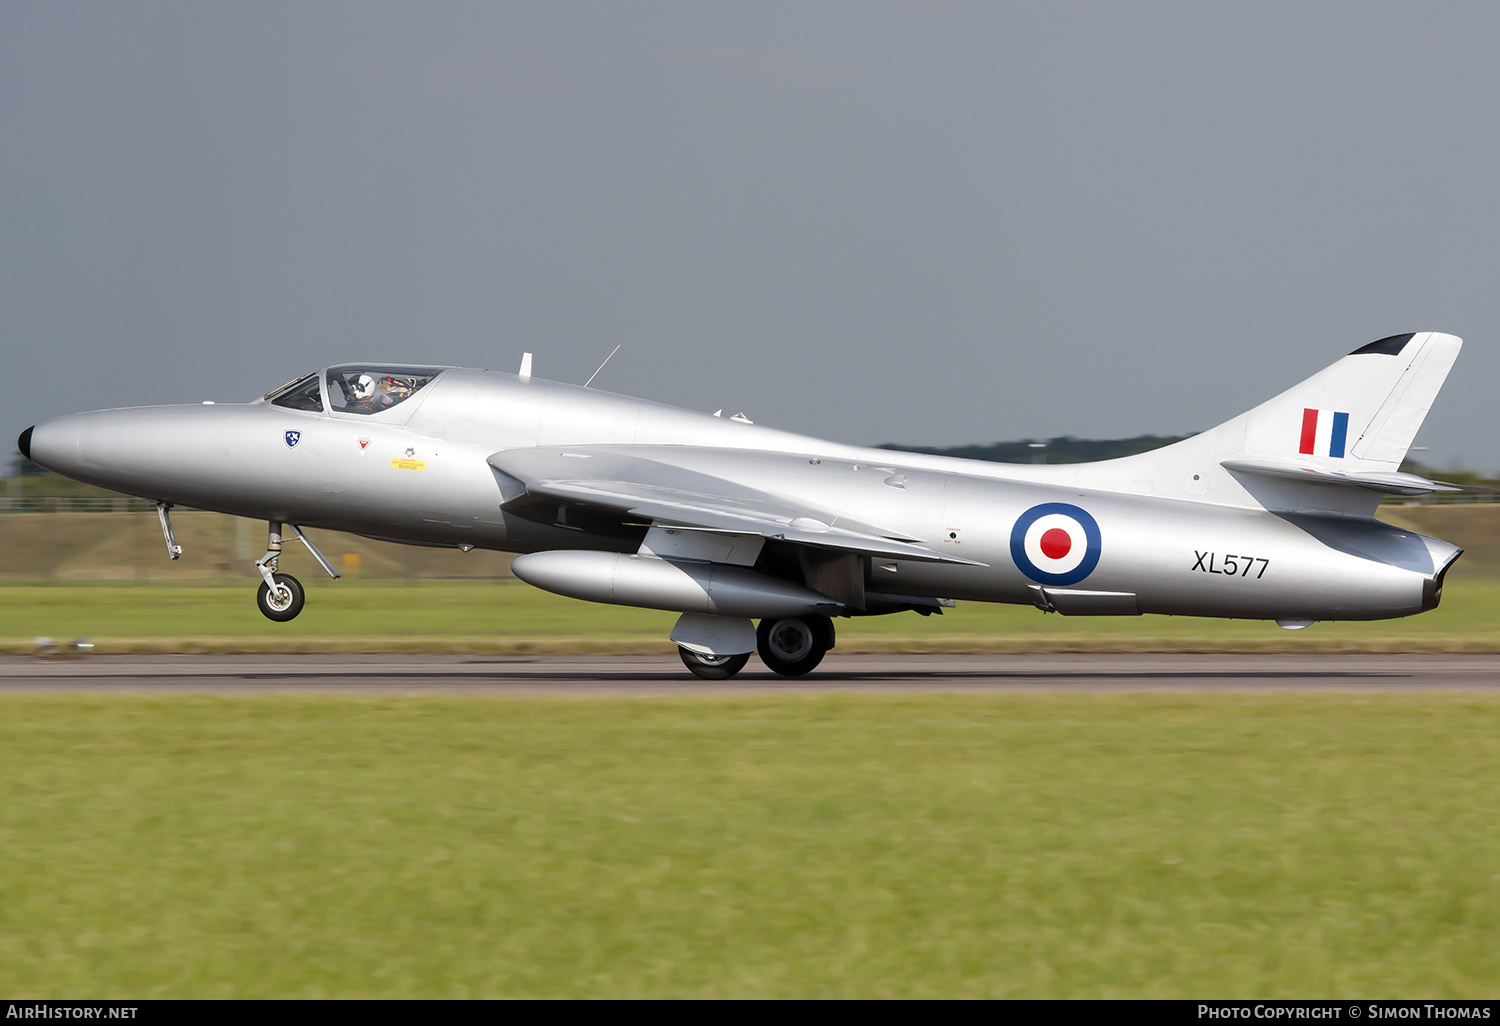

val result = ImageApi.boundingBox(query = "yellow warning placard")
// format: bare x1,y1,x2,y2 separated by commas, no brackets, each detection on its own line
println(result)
389,457,426,471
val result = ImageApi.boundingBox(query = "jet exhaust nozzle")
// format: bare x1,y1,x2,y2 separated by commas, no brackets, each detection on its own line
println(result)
512,549,844,619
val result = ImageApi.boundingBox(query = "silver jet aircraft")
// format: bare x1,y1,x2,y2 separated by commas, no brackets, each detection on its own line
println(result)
19,332,1465,678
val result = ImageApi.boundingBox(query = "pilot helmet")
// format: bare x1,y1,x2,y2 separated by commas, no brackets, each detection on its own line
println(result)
350,374,376,400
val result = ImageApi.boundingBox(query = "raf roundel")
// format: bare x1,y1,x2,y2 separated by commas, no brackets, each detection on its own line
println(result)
1009,502,1102,586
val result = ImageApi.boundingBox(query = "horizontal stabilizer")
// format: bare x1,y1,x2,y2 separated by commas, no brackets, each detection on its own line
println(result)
1221,458,1462,495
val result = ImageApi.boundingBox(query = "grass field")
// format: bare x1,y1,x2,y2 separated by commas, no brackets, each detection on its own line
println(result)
3,577,1500,654
1,693,1496,997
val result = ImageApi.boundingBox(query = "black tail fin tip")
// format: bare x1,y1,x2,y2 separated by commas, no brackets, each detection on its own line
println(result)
17,426,33,461
1351,333,1416,356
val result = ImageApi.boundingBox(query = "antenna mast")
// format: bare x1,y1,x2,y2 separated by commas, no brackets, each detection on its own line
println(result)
584,345,621,388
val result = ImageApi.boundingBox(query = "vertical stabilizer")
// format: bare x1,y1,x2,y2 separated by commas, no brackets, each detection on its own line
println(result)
1238,332,1461,471
1074,332,1462,516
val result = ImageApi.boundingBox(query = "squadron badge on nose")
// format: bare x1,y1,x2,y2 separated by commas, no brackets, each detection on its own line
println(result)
1010,502,1101,586
284,430,301,448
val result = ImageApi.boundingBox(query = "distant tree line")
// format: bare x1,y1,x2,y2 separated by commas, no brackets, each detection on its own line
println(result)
1398,461,1499,489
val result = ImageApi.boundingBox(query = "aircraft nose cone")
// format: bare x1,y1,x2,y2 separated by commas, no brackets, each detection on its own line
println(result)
24,415,91,480
26,406,240,502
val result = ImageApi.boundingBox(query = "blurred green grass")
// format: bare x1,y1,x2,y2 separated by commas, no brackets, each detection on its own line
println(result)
1,693,1496,997
2,577,1498,653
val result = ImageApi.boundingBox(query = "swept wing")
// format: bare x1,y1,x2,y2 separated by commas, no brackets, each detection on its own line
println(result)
487,447,984,566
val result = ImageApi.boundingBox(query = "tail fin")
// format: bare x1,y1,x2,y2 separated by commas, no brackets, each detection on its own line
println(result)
1236,332,1461,469
1077,332,1463,516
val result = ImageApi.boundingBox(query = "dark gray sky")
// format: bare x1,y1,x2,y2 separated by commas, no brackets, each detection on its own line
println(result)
4,2,1497,467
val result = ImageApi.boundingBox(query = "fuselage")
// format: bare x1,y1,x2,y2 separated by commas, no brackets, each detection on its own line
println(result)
23,364,1462,622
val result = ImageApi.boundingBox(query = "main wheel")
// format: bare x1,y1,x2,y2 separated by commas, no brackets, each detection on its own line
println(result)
756,615,830,677
257,573,305,622
678,647,751,680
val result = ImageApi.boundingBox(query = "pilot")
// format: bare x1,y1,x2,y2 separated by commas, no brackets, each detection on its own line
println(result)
347,373,390,411
346,373,416,411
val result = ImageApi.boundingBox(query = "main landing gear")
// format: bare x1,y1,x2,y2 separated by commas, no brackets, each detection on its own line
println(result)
757,614,835,677
252,521,339,622
675,613,836,681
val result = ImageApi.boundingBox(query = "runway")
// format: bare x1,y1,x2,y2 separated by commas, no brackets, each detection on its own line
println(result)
1,652,1498,693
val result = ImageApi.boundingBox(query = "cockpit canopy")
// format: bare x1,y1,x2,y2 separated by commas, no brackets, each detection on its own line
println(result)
266,374,323,412
265,365,445,415
326,365,443,415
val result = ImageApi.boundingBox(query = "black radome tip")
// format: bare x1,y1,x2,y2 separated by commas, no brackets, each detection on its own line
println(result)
17,425,33,461
1351,333,1415,356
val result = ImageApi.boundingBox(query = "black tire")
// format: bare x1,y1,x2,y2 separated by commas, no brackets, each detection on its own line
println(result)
256,573,305,622
756,615,830,677
678,647,751,680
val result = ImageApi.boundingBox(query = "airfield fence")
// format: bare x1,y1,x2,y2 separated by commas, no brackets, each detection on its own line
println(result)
1,496,163,514
1383,490,1499,506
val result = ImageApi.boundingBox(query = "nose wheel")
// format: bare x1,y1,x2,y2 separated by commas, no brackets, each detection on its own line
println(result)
257,573,305,622
756,614,834,677
251,520,338,622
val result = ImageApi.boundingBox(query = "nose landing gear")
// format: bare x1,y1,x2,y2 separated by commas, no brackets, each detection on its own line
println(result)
257,572,305,621
252,521,339,622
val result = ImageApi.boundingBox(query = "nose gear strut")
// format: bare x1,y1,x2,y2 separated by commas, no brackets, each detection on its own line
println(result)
252,520,340,622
